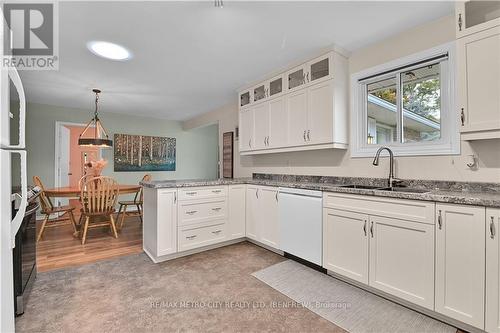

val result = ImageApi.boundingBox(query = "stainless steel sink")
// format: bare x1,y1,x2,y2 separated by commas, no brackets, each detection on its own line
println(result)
339,184,384,190
377,187,430,194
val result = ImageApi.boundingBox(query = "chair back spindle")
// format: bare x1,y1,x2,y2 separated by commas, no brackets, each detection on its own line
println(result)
81,177,119,215
134,174,151,203
33,176,53,212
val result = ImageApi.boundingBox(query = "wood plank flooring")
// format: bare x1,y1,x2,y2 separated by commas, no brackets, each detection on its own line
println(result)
36,214,143,272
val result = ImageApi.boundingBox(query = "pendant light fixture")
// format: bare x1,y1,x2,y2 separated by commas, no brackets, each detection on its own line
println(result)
78,89,113,148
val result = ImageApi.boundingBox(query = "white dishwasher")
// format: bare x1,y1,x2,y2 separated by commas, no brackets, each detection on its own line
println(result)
279,187,323,266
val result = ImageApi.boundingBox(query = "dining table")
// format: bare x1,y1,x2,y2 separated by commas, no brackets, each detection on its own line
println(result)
44,184,141,198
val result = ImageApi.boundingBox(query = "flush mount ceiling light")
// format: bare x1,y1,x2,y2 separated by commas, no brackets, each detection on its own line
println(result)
214,0,223,8
87,41,132,61
78,89,113,148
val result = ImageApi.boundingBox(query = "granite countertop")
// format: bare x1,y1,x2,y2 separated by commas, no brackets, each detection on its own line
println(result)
141,176,500,208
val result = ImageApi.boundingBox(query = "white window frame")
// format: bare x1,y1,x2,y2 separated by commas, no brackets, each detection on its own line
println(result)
350,42,460,157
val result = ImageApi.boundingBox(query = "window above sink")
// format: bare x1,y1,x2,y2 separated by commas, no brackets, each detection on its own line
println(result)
350,43,460,157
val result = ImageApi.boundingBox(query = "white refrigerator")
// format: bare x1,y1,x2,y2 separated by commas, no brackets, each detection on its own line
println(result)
0,30,28,333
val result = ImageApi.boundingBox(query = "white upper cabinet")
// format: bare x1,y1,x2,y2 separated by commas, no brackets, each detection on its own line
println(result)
239,90,252,109
268,97,287,148
253,102,270,150
268,75,284,99
286,64,308,93
457,26,500,139
307,80,334,145
239,107,254,152
287,88,309,146
253,83,267,104
435,203,486,329
487,208,500,333
238,49,348,155
307,53,332,85
456,1,500,38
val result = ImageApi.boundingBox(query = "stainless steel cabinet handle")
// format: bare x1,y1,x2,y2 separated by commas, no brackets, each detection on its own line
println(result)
186,210,197,215
363,220,367,236
212,207,222,212
256,188,259,199
303,130,306,142
490,216,496,239
212,230,222,234
460,108,465,126
370,222,374,238
302,72,306,84
174,192,177,204
438,210,442,230
458,13,463,31
248,139,251,148
275,191,278,202
306,72,309,82
212,190,221,193
186,235,197,240
186,192,197,196
307,130,310,141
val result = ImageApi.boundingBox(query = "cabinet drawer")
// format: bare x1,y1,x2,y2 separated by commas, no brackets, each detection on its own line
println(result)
178,221,227,252
179,198,227,226
323,192,435,225
178,186,227,201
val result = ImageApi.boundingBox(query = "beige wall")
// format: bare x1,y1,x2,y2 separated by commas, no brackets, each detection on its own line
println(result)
183,15,500,183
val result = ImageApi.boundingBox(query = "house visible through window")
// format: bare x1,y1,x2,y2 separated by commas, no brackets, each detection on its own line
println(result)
351,44,459,157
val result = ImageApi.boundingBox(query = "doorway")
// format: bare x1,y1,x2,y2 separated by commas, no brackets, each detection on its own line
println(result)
54,121,101,207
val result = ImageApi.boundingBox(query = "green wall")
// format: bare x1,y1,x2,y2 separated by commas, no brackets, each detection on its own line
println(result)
21,103,219,188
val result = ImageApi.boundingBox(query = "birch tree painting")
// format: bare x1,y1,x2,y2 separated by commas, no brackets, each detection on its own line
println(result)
114,134,176,171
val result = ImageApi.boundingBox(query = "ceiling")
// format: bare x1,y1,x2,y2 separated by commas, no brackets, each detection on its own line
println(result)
18,1,454,121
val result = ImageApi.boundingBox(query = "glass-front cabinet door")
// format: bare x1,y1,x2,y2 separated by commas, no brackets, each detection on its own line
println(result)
268,75,284,98
287,65,306,91
456,1,500,37
307,53,332,84
253,84,266,103
239,90,251,108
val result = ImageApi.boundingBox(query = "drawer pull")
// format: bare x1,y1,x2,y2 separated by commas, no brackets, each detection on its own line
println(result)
186,235,197,240
212,190,222,193
186,210,197,215
212,207,222,212
212,230,222,235
186,192,197,196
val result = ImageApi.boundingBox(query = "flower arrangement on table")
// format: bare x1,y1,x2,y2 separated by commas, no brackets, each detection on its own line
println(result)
84,159,108,177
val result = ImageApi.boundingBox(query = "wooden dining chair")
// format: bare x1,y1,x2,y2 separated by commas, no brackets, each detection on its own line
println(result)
117,174,151,231
33,176,78,242
79,176,120,245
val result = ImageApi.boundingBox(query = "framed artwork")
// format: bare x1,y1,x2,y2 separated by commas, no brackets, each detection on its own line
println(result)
222,131,233,178
114,133,176,172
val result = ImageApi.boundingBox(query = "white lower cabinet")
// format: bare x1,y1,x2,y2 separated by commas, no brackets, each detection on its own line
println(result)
435,203,486,329
245,185,259,241
178,221,226,252
143,188,178,258
323,208,369,284
323,193,435,310
258,186,280,249
369,215,434,309
245,185,280,250
228,185,246,240
487,208,500,333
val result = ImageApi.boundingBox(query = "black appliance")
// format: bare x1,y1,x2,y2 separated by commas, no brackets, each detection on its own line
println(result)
12,188,40,316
